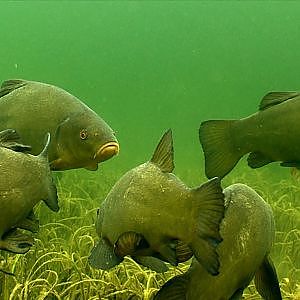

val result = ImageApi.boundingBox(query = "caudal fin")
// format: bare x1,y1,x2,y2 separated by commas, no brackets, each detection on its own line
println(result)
199,120,243,179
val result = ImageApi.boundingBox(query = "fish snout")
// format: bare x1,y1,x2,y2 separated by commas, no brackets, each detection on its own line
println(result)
94,141,119,162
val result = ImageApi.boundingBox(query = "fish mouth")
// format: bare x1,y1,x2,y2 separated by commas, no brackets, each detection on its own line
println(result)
94,141,119,162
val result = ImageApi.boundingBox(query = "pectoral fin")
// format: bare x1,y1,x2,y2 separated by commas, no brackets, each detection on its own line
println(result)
15,210,39,233
43,180,59,212
254,255,282,300
229,289,244,300
154,274,188,300
174,240,193,263
88,238,122,270
247,152,273,168
84,164,98,171
115,231,146,257
0,229,34,254
0,129,31,152
133,256,168,273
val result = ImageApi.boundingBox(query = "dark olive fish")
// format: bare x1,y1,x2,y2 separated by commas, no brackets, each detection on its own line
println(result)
89,129,225,275
155,183,282,300
0,79,119,171
0,129,58,254
200,92,300,179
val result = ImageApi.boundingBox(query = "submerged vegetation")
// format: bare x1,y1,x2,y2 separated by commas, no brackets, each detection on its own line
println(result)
0,165,299,300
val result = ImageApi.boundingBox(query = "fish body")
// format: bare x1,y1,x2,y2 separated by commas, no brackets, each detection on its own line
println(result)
155,183,282,300
199,92,300,178
0,129,58,253
0,80,119,171
89,130,225,275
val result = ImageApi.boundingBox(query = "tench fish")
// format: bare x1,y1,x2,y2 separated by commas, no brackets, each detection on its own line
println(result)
0,129,58,254
0,79,119,171
199,91,300,178
89,129,225,275
155,183,282,300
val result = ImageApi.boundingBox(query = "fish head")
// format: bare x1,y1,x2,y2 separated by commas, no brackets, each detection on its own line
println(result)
53,112,119,170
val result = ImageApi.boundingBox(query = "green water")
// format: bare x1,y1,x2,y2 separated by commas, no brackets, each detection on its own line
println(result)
2,1,300,176
0,1,299,299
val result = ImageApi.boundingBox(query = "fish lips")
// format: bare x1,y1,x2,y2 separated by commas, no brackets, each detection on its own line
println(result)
93,141,119,162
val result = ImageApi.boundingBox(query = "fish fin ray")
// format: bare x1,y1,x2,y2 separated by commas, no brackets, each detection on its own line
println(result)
0,229,34,254
254,255,282,300
191,177,225,275
174,240,193,262
259,91,299,110
15,210,39,233
150,129,174,173
154,274,188,300
0,79,27,98
0,129,31,152
247,152,273,168
43,178,59,212
280,161,300,168
115,231,146,257
199,120,242,179
133,256,168,273
229,289,244,300
88,238,122,270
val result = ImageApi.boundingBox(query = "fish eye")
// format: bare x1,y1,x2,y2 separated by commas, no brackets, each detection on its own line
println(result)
80,129,88,140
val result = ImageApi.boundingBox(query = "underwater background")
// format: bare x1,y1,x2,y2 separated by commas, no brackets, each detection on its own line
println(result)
0,1,299,299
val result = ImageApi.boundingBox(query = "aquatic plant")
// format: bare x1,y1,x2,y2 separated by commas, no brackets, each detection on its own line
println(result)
0,166,299,299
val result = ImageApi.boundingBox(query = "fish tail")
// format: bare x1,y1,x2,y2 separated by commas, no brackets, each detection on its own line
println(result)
189,177,225,276
199,119,243,179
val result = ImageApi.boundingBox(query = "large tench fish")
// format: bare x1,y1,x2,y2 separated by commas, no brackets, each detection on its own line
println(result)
0,129,58,254
199,91,300,178
89,129,225,275
155,183,282,300
0,79,119,171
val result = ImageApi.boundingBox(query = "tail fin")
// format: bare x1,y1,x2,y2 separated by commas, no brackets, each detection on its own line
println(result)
190,177,225,275
199,120,243,179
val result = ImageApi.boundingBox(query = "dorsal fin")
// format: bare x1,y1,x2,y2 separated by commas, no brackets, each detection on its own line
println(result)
0,129,31,152
259,91,299,110
0,79,27,98
38,133,51,159
150,129,174,173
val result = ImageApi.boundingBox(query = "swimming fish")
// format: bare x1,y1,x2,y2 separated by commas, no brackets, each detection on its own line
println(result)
155,183,282,300
0,79,119,171
199,91,300,178
89,129,225,275
0,129,58,254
